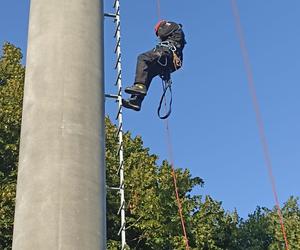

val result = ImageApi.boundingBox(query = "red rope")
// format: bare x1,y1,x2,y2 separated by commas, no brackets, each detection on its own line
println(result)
164,119,190,250
155,1,189,248
156,0,161,20
230,1,289,249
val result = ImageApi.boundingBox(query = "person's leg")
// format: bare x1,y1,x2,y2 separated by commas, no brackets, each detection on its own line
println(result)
134,49,162,84
122,95,144,111
125,49,163,96
122,62,165,112
123,48,172,111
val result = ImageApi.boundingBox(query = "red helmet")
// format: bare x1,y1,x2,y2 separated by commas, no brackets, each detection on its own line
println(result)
154,20,166,36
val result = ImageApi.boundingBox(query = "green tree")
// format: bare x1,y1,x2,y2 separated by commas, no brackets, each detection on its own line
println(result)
268,197,300,250
105,117,204,249
235,207,273,250
0,43,25,249
235,197,300,250
105,116,241,249
191,196,238,250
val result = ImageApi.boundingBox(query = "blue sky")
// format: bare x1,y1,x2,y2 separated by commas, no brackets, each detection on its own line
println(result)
1,0,299,218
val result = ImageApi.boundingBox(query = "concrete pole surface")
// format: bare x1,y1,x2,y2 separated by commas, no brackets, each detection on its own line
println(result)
12,0,106,249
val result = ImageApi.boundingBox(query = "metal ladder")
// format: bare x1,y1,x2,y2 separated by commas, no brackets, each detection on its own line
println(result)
105,0,126,249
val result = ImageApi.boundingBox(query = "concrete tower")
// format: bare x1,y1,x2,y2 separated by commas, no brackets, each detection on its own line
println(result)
12,0,106,249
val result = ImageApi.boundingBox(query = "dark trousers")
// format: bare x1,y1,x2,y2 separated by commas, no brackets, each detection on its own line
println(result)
134,48,170,89
132,47,177,103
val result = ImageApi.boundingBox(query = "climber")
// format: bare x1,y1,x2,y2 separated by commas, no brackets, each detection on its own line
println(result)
122,20,186,111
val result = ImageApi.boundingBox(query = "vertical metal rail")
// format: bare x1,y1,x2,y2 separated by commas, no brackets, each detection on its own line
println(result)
113,0,126,248
104,0,126,248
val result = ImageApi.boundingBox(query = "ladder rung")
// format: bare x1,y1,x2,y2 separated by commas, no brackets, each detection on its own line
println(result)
117,200,125,215
114,37,121,54
104,13,117,18
117,160,124,175
114,22,121,38
113,0,118,8
114,6,120,18
114,70,121,86
116,122,123,139
107,186,121,191
118,222,126,236
117,87,122,97
105,94,118,99
114,53,121,69
116,105,122,120
116,141,123,156
120,180,124,190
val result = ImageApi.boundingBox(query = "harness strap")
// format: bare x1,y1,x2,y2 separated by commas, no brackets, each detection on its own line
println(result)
156,41,179,119
157,76,172,119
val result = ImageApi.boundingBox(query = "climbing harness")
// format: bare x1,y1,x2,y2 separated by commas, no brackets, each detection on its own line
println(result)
157,41,182,70
157,71,172,119
156,41,182,120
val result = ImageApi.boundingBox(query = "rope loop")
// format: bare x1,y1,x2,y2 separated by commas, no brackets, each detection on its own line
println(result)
157,76,172,120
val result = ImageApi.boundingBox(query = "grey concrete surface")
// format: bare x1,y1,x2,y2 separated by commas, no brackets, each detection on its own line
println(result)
12,0,106,249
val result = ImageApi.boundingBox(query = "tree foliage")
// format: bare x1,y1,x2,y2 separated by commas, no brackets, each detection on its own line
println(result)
268,197,300,249
0,43,25,249
235,207,273,250
191,196,238,250
1,42,300,250
106,118,204,249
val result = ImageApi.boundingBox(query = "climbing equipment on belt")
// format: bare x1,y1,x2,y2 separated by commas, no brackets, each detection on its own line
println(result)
157,41,182,70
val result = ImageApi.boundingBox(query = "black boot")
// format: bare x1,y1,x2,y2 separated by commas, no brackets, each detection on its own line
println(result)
125,83,147,96
122,95,142,111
